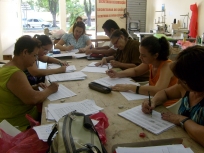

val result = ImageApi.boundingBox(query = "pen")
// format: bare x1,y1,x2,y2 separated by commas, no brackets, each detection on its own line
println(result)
48,80,52,84
148,91,152,117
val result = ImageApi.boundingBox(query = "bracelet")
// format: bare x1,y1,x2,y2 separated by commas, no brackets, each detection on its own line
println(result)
136,86,140,94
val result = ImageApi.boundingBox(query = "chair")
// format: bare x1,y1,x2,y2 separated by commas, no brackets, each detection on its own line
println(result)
166,99,182,114
128,21,140,34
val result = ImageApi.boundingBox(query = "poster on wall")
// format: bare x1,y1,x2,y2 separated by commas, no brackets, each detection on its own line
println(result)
96,0,127,34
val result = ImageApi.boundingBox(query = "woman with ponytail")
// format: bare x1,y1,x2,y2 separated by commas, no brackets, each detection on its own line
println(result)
24,34,68,85
96,28,149,82
106,35,178,107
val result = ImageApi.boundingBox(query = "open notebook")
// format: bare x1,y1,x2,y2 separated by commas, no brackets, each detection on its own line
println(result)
118,105,175,135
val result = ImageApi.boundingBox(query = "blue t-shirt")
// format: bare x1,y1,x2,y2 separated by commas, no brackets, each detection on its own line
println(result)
61,33,90,49
178,91,204,125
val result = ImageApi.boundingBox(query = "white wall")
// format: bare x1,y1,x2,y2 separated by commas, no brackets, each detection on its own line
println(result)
146,0,204,37
0,0,22,60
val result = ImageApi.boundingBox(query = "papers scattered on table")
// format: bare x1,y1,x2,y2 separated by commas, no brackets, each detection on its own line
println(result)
52,52,74,58
39,84,76,101
48,64,76,73
74,53,87,58
118,105,175,135
116,144,194,153
46,99,103,122
93,77,148,100
33,123,54,141
81,62,112,73
46,71,87,82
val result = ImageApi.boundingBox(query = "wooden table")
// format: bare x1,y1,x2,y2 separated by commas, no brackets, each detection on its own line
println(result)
89,35,110,47
41,58,204,153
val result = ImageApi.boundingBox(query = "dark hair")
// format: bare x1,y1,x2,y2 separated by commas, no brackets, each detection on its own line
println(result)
140,36,170,60
102,19,120,32
73,21,86,34
172,45,204,92
110,28,129,39
75,16,83,21
14,35,41,56
33,34,52,46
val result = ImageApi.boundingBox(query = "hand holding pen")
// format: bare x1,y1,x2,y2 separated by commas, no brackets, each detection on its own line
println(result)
148,91,152,116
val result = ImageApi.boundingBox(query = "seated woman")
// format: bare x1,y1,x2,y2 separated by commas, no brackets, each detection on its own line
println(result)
106,36,177,107
68,16,83,34
68,16,91,36
25,34,68,85
0,35,59,131
142,45,204,147
55,21,92,52
96,28,149,82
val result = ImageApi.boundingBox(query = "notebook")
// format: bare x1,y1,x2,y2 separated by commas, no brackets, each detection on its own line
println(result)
118,105,175,135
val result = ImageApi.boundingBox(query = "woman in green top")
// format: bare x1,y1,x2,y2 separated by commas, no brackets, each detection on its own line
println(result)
0,35,59,131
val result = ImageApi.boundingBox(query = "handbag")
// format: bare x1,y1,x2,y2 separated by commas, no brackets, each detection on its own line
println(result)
47,111,107,153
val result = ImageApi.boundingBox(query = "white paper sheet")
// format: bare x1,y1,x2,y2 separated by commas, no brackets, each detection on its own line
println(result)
116,144,194,153
48,99,103,121
46,71,87,82
80,62,112,73
120,91,149,100
39,84,76,101
118,105,175,135
0,120,21,137
48,64,76,73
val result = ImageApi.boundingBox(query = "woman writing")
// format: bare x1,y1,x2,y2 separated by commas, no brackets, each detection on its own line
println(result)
0,35,58,131
142,45,204,146
55,21,92,53
96,28,149,82
106,36,177,107
25,34,68,85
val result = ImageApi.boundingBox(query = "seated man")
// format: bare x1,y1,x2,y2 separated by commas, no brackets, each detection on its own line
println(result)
85,19,120,56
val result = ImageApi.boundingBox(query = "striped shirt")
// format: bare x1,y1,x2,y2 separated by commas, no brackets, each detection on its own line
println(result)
178,91,204,125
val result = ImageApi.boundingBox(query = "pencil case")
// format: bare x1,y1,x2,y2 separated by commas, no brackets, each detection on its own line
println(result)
89,82,111,94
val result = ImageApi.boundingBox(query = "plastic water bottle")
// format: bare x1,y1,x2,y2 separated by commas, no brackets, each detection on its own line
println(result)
201,33,204,45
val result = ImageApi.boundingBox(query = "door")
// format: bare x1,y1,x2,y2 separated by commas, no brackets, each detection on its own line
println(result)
127,0,147,33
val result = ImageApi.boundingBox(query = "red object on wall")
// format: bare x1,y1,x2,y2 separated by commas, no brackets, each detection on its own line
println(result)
189,3,198,38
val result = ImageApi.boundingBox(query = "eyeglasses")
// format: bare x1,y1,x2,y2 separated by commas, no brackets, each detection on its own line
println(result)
113,37,120,45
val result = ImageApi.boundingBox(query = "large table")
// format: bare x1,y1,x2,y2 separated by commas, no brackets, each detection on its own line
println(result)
41,58,204,153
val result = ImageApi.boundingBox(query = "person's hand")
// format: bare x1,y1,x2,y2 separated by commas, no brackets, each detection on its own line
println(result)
161,112,187,125
85,49,92,55
79,48,86,53
95,57,107,67
59,61,69,66
142,99,156,114
57,66,67,73
110,60,121,68
106,69,118,78
66,45,74,51
47,82,59,93
37,82,47,89
111,84,131,92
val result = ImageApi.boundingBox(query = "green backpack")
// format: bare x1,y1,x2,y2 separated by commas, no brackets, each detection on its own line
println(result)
47,111,107,153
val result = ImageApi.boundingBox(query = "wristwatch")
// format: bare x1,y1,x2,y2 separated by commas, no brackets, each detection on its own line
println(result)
180,117,190,130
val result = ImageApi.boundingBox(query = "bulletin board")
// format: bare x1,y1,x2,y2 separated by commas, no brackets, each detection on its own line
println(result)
96,0,127,34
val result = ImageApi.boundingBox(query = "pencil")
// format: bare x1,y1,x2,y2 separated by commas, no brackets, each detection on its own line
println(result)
148,91,152,117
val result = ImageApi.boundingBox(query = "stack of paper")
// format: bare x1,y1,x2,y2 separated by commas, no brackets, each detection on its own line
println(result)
48,64,76,73
46,99,103,122
118,105,175,135
39,84,76,101
52,52,74,58
81,62,112,73
116,144,194,153
46,71,87,82
93,77,149,100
